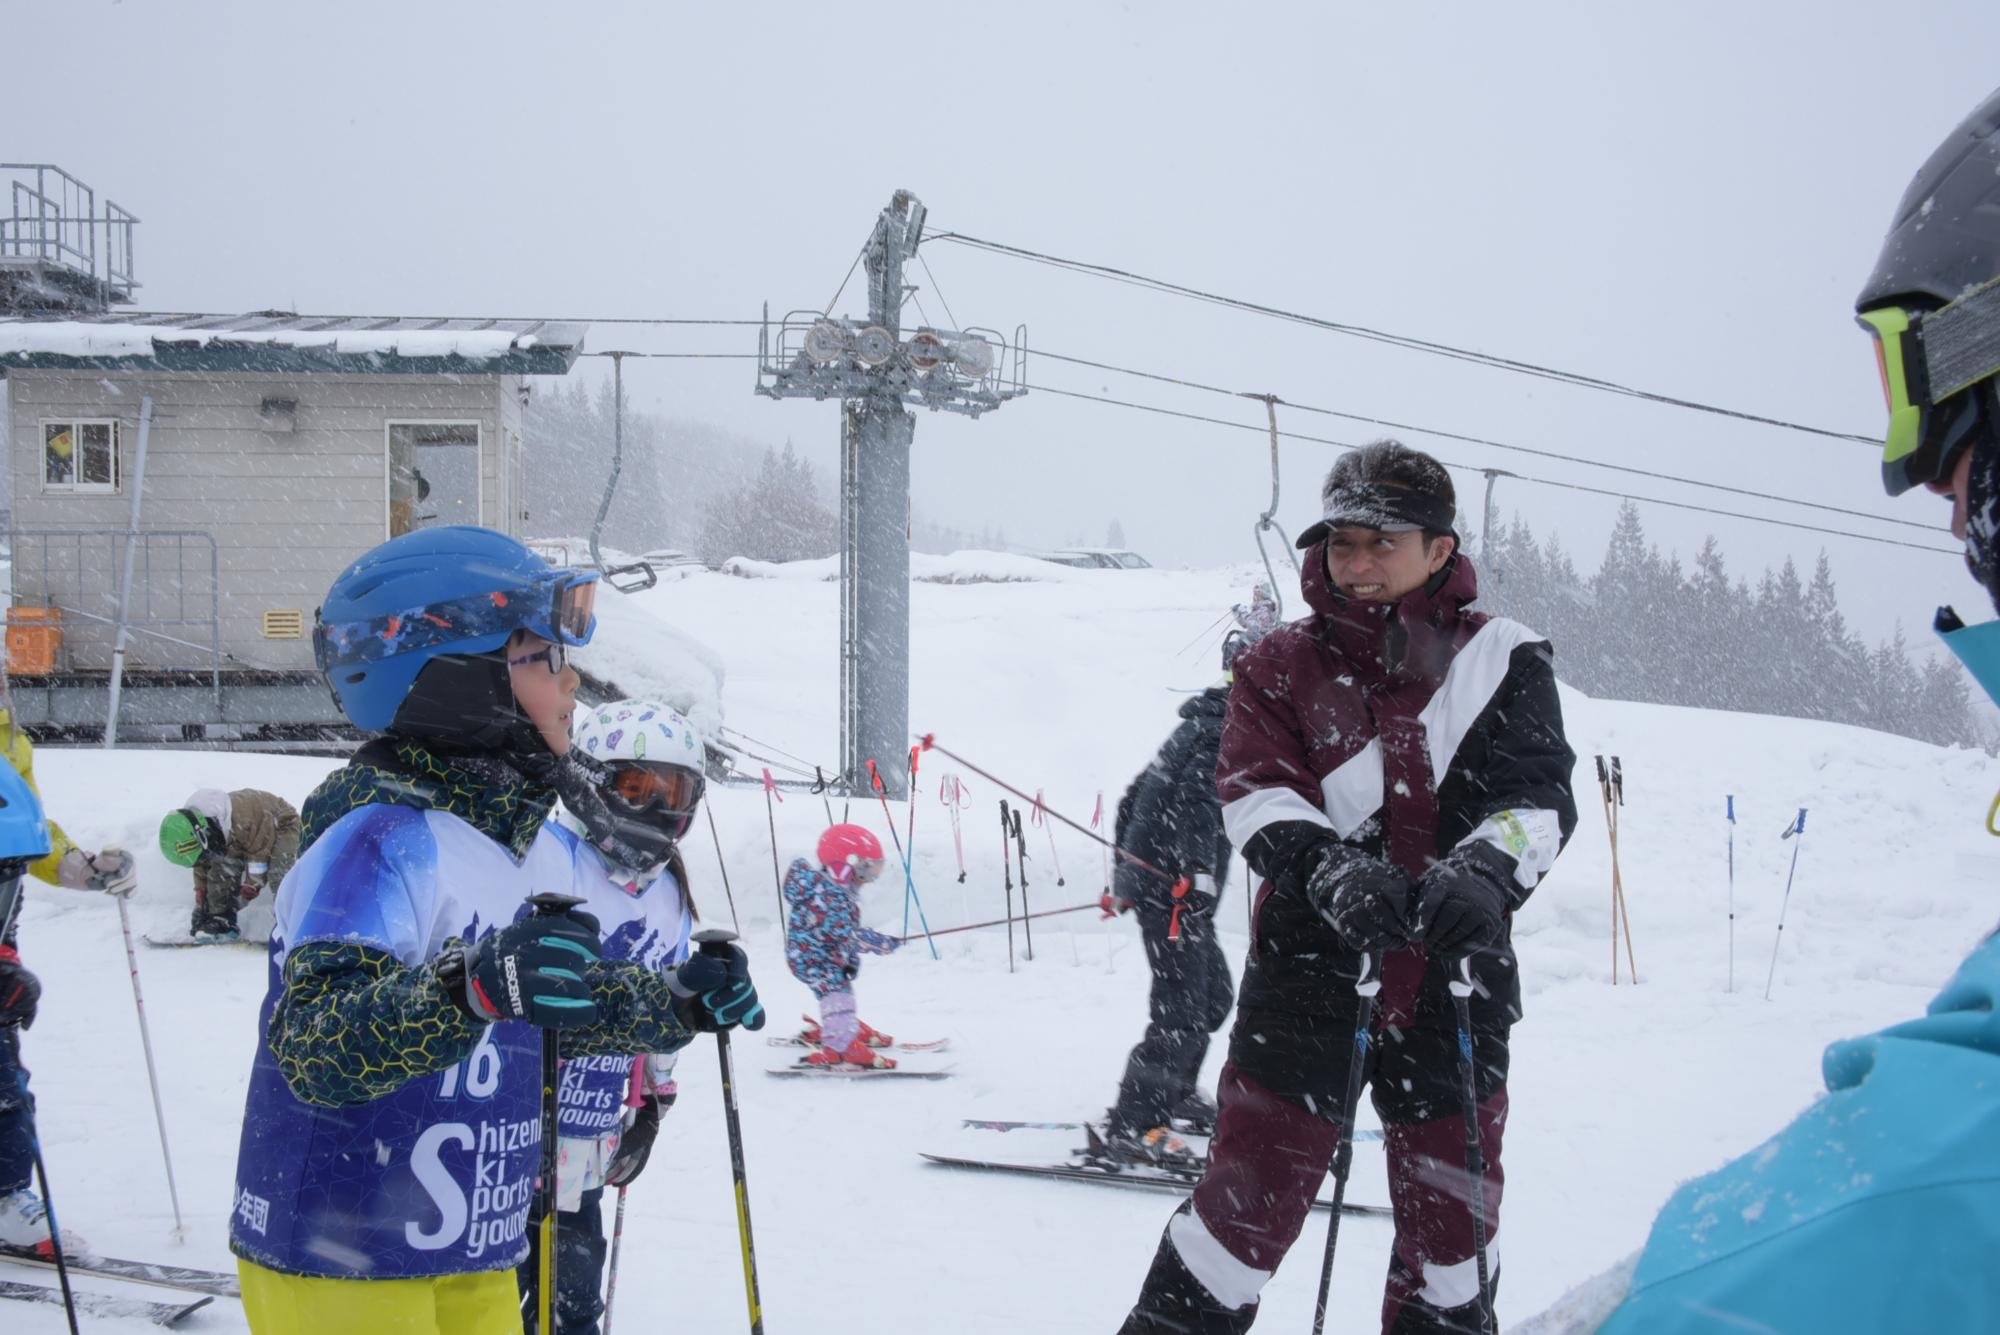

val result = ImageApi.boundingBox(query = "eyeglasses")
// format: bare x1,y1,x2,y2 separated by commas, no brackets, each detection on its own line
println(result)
507,641,569,675
603,763,705,816
1858,280,2000,495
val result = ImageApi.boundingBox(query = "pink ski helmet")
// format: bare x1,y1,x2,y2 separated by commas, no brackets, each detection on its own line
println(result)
818,824,886,884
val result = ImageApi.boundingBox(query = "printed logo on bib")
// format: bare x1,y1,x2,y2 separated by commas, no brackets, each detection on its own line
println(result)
404,1114,541,1258
558,1053,639,1136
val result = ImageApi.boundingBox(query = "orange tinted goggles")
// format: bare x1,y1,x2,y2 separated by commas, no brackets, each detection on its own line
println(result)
604,763,703,813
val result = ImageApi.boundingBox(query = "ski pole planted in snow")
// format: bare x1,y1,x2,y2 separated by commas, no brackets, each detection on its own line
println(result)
1596,755,1638,984
1726,795,1736,993
902,748,923,940
115,892,186,1239
1032,790,1067,887
693,927,765,1335
1311,952,1382,1335
1448,958,1497,1335
602,1186,628,1335
1012,807,1035,961
999,799,1017,973
869,758,936,959
761,768,786,922
5,1030,79,1335
1764,808,1810,1001
944,774,970,884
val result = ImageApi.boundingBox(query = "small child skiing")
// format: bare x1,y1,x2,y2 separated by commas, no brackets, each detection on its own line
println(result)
783,824,902,1069
159,787,301,942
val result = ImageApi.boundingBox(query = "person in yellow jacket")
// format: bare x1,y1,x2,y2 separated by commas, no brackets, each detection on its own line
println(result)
0,682,137,1257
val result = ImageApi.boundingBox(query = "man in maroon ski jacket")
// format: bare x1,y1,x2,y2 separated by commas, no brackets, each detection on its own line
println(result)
1120,440,1577,1335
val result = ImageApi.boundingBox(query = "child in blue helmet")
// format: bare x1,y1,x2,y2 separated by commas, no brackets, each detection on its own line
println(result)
229,527,765,1335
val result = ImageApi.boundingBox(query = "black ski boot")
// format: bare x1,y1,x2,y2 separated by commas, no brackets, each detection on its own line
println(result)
1086,1120,1204,1176
1170,1088,1219,1138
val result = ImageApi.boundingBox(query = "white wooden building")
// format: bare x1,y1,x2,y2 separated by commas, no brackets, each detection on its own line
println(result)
0,313,587,741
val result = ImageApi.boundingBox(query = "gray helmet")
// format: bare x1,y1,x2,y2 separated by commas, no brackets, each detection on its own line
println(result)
1856,87,2000,312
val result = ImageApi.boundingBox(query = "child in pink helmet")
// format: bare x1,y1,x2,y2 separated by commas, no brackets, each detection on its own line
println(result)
782,824,903,1068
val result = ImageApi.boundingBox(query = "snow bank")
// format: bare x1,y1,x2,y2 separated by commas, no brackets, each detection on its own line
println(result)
569,589,726,743
720,549,1111,584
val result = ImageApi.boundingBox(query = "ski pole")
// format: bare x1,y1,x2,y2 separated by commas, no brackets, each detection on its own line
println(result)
1032,790,1066,887
917,736,1176,884
693,928,764,1335
868,759,936,959
1764,808,1809,1001
526,893,586,1335
1447,958,1496,1334
902,748,923,940
999,800,1016,973
602,1057,644,1335
601,1186,629,1335
812,765,836,827
114,893,186,1239
760,768,785,923
1012,807,1034,961
897,900,1101,941
1726,795,1736,993
5,1028,78,1335
1310,952,1382,1335
1091,789,1111,900
705,802,742,934
944,774,969,884
1610,757,1636,982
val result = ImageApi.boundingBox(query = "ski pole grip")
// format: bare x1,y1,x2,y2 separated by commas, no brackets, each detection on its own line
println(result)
1796,808,1807,834
1355,951,1383,998
1595,755,1607,785
529,892,586,916
692,926,741,958
1727,795,1734,821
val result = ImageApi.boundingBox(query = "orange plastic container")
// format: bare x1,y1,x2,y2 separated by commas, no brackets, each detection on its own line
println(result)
5,607,63,675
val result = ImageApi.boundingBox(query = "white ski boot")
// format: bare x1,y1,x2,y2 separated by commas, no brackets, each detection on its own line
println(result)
0,1188,91,1260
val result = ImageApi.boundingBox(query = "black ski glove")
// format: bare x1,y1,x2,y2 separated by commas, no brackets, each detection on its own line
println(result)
668,944,766,1032
0,948,39,1029
444,908,604,1028
1415,840,1517,957
1307,849,1415,952
604,1090,675,1188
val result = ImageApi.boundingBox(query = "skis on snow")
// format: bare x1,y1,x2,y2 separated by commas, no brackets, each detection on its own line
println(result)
0,1277,213,1326
0,1245,240,1298
925,1120,1392,1215
768,1033,952,1054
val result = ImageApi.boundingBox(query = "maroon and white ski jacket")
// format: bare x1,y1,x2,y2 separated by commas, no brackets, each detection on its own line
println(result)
1220,546,1577,1019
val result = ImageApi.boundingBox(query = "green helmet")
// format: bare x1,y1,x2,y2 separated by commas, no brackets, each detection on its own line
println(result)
159,809,215,867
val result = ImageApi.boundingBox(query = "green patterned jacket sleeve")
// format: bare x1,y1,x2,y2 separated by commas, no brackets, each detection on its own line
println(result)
270,940,483,1108
565,959,699,1060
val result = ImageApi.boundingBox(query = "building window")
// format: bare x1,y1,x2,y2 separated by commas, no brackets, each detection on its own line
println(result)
42,420,119,493
387,421,481,538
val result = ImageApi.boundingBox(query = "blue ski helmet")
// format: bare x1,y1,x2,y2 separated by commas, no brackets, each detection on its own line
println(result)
315,526,600,733
0,761,51,865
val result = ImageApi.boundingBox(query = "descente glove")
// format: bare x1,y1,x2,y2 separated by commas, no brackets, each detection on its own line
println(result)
1415,840,1517,957
1307,848,1416,952
668,944,766,1032
445,907,603,1028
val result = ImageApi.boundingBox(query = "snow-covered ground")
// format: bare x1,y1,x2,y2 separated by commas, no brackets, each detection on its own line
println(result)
8,564,1998,1331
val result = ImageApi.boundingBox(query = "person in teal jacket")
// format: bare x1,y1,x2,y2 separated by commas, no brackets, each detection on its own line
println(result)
1527,84,2000,1335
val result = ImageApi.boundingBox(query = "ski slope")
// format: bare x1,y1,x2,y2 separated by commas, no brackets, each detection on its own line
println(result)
8,561,1997,1331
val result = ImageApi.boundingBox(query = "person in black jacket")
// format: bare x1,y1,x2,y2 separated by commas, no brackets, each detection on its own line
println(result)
1098,632,1258,1165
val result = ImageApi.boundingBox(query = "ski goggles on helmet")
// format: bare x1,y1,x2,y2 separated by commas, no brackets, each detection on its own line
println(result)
315,569,600,673
1858,278,2000,496
851,856,886,884
603,762,705,816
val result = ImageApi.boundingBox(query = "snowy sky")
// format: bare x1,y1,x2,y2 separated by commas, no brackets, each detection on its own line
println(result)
10,0,2000,649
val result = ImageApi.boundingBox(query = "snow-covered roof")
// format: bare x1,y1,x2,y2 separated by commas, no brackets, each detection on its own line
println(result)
0,311,586,376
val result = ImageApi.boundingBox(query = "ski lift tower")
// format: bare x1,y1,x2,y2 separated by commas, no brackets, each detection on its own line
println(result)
757,191,1026,799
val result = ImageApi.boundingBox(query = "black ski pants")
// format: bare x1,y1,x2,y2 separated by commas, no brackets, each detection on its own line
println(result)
1108,899,1234,1137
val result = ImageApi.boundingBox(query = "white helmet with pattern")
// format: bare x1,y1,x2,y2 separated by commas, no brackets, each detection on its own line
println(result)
568,699,707,873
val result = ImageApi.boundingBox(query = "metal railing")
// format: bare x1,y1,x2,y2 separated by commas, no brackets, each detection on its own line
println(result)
0,164,139,305
3,528,221,712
